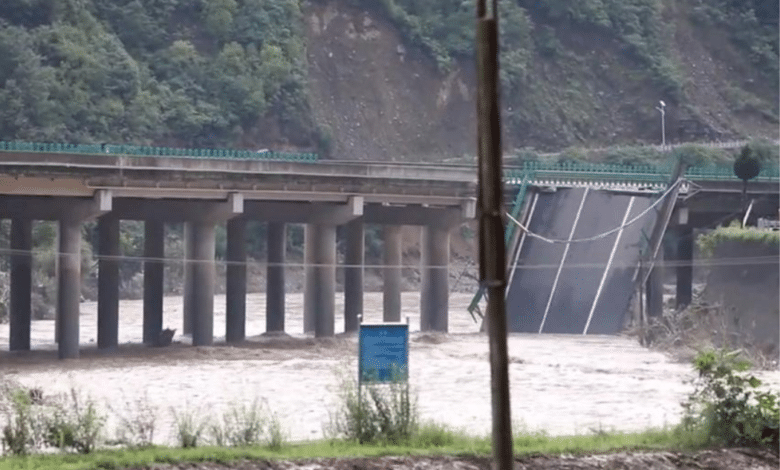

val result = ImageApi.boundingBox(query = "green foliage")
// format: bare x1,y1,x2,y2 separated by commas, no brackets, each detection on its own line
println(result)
0,0,313,148
327,366,417,445
689,0,779,80
208,399,267,447
680,348,780,449
170,406,207,448
696,225,780,258
43,389,106,454
1,390,34,456
111,393,157,448
265,412,287,451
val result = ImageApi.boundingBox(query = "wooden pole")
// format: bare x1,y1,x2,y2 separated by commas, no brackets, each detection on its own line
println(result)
476,1,513,469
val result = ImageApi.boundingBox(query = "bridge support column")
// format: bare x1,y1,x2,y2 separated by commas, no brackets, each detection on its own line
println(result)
98,216,120,349
383,225,402,322
57,218,81,359
143,220,165,345
266,222,286,333
191,222,215,346
226,219,246,343
182,222,195,335
420,225,449,332
646,249,664,318
344,219,364,332
676,226,693,308
304,223,336,337
10,218,32,351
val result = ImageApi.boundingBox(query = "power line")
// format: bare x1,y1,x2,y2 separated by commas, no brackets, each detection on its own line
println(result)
0,247,776,270
505,179,683,244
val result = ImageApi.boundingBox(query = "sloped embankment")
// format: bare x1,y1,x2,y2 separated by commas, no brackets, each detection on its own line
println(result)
700,238,780,355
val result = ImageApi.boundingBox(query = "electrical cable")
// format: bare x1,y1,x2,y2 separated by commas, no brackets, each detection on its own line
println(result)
505,179,684,244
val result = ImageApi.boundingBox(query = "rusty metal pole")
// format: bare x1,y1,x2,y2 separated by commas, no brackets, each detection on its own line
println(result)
476,1,513,469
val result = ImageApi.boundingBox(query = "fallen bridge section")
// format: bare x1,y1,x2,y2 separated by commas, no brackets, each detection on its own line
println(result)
506,187,658,334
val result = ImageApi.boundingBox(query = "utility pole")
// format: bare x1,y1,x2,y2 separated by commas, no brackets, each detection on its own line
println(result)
476,1,513,470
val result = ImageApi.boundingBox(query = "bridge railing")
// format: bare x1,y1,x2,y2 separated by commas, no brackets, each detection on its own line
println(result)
0,141,319,163
504,160,780,184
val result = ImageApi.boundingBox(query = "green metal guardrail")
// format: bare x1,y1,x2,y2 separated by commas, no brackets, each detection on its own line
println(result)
504,160,780,184
466,171,534,320
0,141,319,163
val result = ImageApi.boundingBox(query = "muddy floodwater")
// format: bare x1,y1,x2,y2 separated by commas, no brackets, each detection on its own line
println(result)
1,292,778,446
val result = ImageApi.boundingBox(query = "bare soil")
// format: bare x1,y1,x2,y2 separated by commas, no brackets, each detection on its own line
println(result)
126,448,780,470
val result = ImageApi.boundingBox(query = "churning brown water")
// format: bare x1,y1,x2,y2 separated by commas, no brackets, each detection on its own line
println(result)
1,292,778,445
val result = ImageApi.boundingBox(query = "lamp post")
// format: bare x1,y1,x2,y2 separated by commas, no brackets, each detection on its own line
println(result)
655,100,666,148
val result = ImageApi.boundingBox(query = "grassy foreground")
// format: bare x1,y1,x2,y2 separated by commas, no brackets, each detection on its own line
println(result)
0,427,708,470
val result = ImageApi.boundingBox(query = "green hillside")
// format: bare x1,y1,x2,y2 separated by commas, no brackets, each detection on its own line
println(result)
0,0,776,152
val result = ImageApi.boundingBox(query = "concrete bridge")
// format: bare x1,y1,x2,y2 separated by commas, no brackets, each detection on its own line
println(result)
1,142,778,358
0,145,476,359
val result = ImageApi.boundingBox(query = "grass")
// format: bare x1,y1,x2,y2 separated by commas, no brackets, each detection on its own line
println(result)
0,425,710,470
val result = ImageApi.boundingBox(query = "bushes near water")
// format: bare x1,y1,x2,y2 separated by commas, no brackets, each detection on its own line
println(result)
681,348,780,450
3,348,779,457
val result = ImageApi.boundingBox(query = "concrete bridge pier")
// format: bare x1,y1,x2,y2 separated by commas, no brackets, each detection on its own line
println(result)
226,218,246,342
57,217,82,359
383,225,402,322
190,221,216,346
304,223,336,337
143,220,165,345
97,215,120,349
420,224,450,332
9,218,32,351
343,219,364,332
266,222,286,333
676,225,693,308
182,222,195,336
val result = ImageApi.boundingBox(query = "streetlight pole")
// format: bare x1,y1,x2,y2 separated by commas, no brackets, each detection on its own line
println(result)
655,100,666,148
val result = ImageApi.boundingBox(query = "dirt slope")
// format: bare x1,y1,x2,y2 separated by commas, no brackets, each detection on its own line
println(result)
304,1,475,161
302,0,778,160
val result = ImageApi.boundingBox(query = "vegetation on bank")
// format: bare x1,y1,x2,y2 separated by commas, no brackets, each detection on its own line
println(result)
0,0,776,152
697,221,780,258
1,349,777,468
0,428,711,470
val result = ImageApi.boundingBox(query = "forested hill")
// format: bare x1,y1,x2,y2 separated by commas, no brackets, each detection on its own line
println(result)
0,0,777,160
0,0,317,150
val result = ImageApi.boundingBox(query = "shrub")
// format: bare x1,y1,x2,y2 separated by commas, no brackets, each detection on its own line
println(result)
326,366,417,445
1,389,34,455
43,388,106,454
266,411,287,451
680,348,780,450
208,398,266,447
111,392,157,448
171,405,207,448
